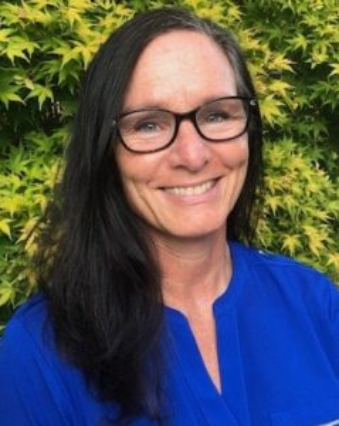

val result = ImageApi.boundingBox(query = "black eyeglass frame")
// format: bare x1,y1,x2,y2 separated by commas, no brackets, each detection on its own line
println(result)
113,96,257,154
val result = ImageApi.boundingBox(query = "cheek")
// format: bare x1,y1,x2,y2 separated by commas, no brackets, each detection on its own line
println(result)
115,147,157,206
115,148,139,203
219,138,249,169
117,164,143,205
116,146,143,187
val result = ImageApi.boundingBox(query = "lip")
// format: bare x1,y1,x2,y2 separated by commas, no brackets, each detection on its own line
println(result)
160,178,219,190
160,178,220,203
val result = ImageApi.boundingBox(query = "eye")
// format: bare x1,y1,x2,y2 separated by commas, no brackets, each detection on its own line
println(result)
204,111,231,123
119,110,173,139
135,121,160,133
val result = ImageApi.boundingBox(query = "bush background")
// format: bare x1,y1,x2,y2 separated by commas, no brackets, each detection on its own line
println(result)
0,0,338,328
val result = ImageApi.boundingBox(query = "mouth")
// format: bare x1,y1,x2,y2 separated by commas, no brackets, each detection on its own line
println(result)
163,179,216,196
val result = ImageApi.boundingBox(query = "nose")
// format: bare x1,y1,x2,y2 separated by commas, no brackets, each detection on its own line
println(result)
168,119,211,171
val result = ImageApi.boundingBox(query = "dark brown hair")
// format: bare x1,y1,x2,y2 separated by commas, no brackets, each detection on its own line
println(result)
38,7,263,423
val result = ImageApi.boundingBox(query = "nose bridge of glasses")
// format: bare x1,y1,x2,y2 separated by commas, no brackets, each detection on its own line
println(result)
174,108,201,136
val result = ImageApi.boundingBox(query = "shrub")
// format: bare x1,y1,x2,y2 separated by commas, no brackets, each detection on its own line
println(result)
0,0,338,328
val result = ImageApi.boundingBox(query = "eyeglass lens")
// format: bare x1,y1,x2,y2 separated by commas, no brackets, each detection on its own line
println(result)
118,97,250,153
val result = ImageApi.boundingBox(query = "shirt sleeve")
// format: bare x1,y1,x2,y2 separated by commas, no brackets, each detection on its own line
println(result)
0,316,74,426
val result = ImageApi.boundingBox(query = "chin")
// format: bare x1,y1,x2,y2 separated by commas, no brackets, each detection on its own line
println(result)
158,221,227,242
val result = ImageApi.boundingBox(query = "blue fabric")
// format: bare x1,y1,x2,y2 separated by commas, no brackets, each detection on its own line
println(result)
1,242,339,425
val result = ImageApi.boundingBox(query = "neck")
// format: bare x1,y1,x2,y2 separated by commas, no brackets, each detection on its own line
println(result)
151,230,232,314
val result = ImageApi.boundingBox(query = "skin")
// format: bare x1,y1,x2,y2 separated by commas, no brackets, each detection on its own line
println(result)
115,30,249,392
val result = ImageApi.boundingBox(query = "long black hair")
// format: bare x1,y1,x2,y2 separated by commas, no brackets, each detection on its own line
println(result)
37,7,263,422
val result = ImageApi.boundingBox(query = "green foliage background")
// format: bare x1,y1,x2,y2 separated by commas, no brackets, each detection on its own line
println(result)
0,0,338,328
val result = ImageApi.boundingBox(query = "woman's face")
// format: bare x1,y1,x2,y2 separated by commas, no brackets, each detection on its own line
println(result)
115,30,249,243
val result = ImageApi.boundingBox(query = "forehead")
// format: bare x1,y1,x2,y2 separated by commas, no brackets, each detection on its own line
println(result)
123,30,237,112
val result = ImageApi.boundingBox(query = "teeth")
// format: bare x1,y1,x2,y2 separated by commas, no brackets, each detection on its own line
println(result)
165,180,214,196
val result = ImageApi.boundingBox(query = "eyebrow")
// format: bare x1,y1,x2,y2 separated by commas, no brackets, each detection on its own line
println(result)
122,102,166,114
122,93,238,115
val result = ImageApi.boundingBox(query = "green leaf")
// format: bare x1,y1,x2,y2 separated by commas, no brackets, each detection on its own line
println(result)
0,194,27,216
0,91,23,107
0,286,14,307
290,34,308,52
0,72,24,107
269,80,293,98
327,254,339,270
265,195,282,215
260,96,285,126
302,225,327,258
2,36,39,63
268,54,294,72
0,220,11,238
69,0,93,9
329,63,339,77
0,29,14,43
73,42,96,68
25,84,54,109
282,235,301,256
53,44,81,67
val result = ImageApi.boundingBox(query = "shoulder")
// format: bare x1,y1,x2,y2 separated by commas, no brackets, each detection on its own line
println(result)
230,240,334,284
229,241,339,322
0,293,71,389
2,293,55,358
0,294,114,425
6,292,49,332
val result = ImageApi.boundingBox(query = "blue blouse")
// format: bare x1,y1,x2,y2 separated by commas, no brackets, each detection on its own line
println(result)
1,242,339,425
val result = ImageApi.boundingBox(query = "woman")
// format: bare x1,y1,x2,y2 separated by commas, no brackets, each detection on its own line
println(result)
1,8,339,426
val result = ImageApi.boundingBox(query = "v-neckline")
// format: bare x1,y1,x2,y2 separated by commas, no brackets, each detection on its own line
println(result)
163,242,250,425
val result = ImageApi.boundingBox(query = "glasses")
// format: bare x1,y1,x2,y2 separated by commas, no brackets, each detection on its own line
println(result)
113,96,256,154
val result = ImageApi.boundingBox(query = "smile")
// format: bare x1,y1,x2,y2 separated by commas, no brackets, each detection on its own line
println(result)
164,180,215,196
